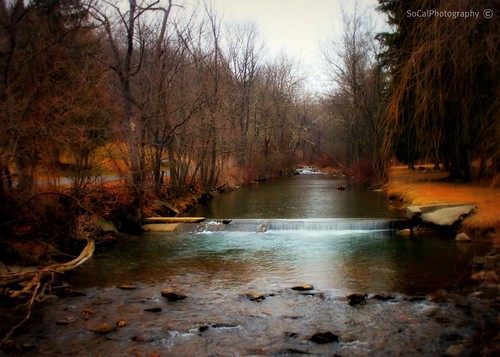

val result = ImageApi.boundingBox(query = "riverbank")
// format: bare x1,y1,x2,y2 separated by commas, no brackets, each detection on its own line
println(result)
386,166,499,241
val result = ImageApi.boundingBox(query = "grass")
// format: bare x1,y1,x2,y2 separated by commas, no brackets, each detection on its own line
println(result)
387,165,500,237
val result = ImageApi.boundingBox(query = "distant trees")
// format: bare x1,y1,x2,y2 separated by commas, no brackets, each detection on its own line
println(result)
322,5,387,183
377,0,499,180
82,0,312,201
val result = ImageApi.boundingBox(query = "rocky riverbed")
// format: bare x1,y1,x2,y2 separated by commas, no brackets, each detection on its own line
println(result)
2,281,498,356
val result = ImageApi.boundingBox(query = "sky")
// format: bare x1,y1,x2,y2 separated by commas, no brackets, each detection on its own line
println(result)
111,0,387,93
206,0,386,93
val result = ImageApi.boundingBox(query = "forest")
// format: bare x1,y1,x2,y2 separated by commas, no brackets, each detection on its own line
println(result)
0,0,498,341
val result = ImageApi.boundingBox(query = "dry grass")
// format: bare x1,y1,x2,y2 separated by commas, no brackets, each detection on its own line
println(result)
387,166,500,233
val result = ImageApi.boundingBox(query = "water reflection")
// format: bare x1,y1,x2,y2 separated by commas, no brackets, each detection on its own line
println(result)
70,230,487,296
190,174,394,219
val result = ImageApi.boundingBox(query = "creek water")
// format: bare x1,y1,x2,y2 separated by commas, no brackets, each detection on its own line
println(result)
4,172,497,356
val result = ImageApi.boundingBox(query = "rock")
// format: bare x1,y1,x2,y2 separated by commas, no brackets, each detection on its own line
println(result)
196,221,225,232
118,284,138,290
444,343,465,357
55,316,76,326
161,288,187,301
455,232,472,242
241,292,266,302
421,205,476,227
144,307,162,313
90,323,119,335
283,315,305,319
370,294,395,301
309,331,339,343
197,325,210,332
96,218,118,233
396,229,412,237
336,185,346,190
291,284,314,291
257,221,269,233
347,293,367,306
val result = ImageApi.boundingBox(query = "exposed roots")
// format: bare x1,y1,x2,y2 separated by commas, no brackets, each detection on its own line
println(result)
0,238,95,347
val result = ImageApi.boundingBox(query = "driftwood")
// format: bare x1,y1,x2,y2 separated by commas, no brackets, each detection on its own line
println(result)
0,238,95,347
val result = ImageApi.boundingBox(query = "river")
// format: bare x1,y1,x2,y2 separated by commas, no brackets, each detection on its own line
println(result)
2,172,497,356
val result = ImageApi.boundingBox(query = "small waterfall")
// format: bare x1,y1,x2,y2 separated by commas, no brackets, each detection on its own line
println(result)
267,218,394,231
193,218,409,233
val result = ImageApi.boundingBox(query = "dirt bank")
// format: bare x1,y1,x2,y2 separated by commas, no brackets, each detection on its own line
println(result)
386,166,499,243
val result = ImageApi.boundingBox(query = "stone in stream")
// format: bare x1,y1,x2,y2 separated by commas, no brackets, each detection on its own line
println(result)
241,292,266,302
55,316,76,326
161,288,187,301
291,284,314,291
90,323,120,335
309,331,340,343
347,293,367,306
144,307,162,313
118,284,138,290
370,293,396,301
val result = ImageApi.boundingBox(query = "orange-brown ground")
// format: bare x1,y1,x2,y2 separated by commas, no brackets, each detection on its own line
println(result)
386,165,499,241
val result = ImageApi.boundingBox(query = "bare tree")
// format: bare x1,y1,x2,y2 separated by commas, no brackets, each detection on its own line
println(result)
225,20,262,166
89,0,177,193
322,3,387,183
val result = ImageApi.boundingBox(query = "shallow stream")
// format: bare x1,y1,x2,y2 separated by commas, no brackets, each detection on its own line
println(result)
2,173,497,356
